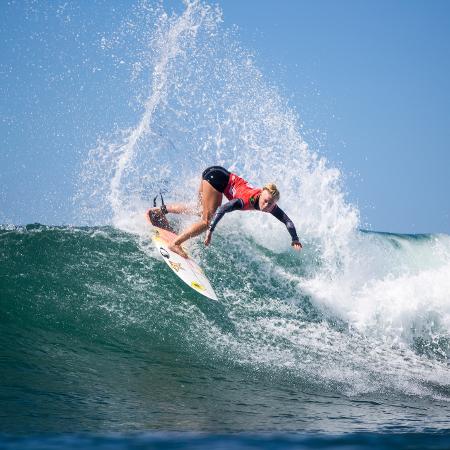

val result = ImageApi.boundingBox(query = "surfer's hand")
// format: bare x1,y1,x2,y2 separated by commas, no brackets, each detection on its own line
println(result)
292,240,302,251
204,230,212,246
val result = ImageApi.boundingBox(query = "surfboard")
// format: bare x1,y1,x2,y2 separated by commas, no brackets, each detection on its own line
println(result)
146,209,218,301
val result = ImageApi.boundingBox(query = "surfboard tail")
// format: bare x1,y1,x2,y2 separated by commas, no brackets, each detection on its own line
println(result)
146,192,176,233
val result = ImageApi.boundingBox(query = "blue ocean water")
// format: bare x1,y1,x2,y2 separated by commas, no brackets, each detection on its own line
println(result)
1,225,449,449
1,432,450,450
2,1,450,448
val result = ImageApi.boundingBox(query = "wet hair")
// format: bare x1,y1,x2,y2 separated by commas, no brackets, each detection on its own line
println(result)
263,183,280,201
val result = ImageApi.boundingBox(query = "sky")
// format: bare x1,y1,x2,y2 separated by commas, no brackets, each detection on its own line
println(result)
1,0,449,233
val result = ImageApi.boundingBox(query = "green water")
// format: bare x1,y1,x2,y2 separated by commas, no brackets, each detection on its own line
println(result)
1,225,449,434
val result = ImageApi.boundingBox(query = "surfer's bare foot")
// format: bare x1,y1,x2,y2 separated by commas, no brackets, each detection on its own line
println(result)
168,242,188,258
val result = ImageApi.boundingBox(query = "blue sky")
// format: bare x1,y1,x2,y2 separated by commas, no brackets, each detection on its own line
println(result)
1,1,449,233
222,0,450,233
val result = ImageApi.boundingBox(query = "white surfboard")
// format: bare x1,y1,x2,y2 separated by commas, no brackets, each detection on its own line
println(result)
147,210,218,301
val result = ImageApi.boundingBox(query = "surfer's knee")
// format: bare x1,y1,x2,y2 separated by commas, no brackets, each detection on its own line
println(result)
199,216,210,230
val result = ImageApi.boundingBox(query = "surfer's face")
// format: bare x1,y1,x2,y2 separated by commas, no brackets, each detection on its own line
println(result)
259,190,276,212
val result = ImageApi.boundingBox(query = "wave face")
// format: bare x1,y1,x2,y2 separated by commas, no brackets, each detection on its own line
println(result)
1,225,450,433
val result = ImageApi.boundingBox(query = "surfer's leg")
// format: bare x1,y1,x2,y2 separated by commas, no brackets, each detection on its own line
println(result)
196,179,203,216
169,180,221,257
165,204,198,214
159,169,222,219
147,203,198,219
163,179,204,216
199,179,223,223
156,181,202,217
169,180,204,216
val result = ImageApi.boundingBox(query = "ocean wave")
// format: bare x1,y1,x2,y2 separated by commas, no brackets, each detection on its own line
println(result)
1,225,449,403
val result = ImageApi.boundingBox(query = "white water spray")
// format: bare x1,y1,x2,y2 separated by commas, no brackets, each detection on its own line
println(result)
77,0,450,398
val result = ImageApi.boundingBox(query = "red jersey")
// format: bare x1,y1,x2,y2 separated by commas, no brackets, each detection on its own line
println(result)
224,173,261,210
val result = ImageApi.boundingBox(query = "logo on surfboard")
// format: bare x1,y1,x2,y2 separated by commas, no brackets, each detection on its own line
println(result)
169,261,183,272
159,247,170,258
191,281,205,291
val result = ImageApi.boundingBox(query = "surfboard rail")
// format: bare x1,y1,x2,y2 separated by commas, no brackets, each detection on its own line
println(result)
146,208,218,301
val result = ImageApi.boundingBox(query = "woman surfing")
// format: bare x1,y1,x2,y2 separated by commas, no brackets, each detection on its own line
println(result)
148,166,302,258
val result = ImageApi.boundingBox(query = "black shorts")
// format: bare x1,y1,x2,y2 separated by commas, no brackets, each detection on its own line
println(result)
202,166,230,193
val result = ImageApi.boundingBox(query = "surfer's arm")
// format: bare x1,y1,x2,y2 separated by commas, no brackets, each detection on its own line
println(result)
204,199,243,246
270,205,302,249
208,199,244,233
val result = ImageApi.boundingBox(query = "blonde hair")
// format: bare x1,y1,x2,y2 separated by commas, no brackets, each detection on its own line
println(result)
263,183,280,201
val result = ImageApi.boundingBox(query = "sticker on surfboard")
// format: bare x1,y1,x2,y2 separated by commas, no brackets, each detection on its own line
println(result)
146,209,218,301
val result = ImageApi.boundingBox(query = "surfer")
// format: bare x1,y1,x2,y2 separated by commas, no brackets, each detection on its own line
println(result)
149,166,302,258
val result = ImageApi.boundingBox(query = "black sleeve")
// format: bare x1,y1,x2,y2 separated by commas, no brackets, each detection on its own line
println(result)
270,205,299,242
208,198,244,232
